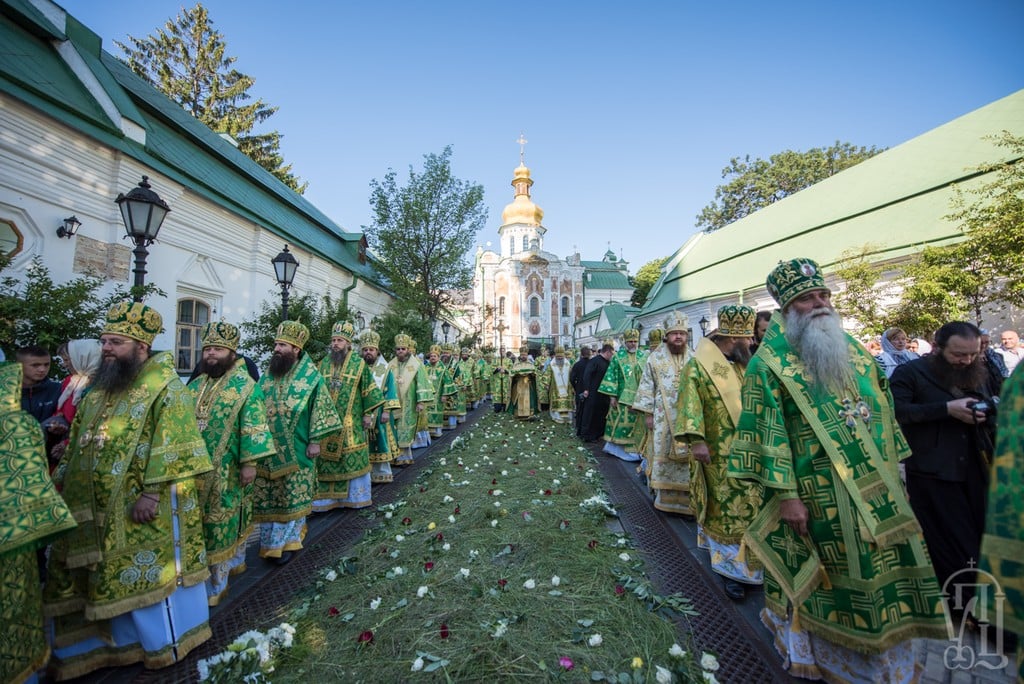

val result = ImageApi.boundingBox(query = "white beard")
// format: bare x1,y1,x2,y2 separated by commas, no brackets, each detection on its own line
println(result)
784,307,853,393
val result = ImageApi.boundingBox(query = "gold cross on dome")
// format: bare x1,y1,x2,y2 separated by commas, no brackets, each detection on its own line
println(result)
516,132,528,164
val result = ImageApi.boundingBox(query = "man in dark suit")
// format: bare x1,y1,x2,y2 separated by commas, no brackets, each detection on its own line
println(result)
890,321,997,592
580,344,613,442
569,346,592,437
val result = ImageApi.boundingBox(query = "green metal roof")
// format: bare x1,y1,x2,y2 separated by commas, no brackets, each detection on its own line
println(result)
0,1,388,289
643,90,1024,316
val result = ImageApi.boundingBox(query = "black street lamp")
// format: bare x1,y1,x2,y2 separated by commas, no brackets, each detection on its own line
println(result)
442,321,451,343
271,245,299,320
698,315,710,337
115,176,170,301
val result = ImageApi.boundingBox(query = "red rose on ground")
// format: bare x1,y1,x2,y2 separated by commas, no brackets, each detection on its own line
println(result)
614,585,626,596
424,561,434,572
440,623,450,639
357,630,374,644
328,606,340,616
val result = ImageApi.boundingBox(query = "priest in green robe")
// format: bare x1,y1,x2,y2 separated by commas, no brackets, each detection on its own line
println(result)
314,321,384,511
729,259,945,681
1,361,76,684
359,330,402,483
45,302,214,679
387,333,433,464
424,345,457,436
457,347,478,411
676,305,763,601
535,345,551,410
491,350,513,412
440,344,465,428
188,321,275,605
599,329,647,461
980,363,1024,678
508,345,539,420
254,321,341,564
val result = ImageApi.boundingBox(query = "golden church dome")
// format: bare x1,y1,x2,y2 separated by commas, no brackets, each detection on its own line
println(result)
501,164,544,226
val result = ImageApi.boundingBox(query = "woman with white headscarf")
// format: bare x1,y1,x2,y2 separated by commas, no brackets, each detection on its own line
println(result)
875,327,920,378
47,339,101,463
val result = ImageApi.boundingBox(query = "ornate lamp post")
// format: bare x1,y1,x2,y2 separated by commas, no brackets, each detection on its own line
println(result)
442,321,451,344
271,245,299,320
698,315,710,337
115,176,170,301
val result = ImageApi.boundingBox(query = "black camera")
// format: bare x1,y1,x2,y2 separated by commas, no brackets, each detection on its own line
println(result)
970,398,998,418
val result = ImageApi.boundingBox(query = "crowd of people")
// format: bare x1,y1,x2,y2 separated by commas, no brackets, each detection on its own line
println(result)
4,255,1022,682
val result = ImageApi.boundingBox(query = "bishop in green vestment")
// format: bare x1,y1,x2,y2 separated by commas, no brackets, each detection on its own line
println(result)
599,330,647,461
314,322,384,511
729,260,945,681
45,302,214,679
188,322,275,605
387,334,433,464
254,321,341,563
1,362,76,684
360,331,402,483
675,306,763,599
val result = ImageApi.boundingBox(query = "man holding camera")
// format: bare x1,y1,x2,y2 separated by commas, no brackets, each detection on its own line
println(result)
891,321,998,593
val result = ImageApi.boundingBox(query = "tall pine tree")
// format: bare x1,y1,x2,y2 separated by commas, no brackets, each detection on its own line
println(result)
117,4,306,193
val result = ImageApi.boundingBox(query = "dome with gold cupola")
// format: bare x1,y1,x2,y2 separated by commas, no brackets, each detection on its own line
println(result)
501,163,545,227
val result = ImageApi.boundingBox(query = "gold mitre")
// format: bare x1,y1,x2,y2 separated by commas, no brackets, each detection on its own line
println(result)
716,305,756,337
102,301,163,345
331,320,356,342
201,321,240,351
394,332,413,348
360,330,381,349
664,311,688,333
275,320,310,350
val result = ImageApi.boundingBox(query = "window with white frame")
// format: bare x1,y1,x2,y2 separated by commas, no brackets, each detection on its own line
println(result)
176,299,210,373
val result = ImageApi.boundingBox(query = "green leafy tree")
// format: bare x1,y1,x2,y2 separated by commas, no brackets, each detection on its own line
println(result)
117,4,306,193
831,245,888,337
238,291,351,366
369,301,435,359
890,131,1024,333
366,146,488,323
696,142,884,232
629,256,670,307
0,257,162,364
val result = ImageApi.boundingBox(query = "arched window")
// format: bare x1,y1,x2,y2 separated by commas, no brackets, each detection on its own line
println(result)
176,299,210,373
498,297,506,316
529,297,540,317
560,296,569,317
522,236,529,251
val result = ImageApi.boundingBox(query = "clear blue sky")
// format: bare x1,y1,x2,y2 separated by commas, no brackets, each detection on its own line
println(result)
60,0,1024,269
